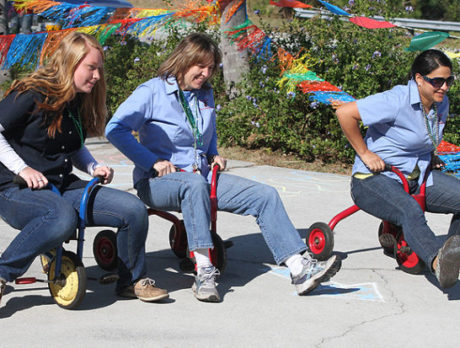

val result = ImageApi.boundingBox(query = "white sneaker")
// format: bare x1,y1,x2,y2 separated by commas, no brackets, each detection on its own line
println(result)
192,266,220,302
291,254,341,295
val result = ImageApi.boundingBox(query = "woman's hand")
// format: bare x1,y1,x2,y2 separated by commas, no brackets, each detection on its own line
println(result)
431,154,446,170
93,166,114,184
211,155,227,171
361,150,385,173
19,167,48,189
153,160,176,177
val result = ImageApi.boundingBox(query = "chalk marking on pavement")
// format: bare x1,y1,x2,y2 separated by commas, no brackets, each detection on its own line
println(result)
267,266,384,302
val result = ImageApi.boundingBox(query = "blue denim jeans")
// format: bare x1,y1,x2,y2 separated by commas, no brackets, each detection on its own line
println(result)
351,170,460,269
0,185,148,291
136,172,306,264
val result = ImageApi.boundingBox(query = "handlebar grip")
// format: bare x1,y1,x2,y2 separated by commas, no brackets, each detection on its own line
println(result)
384,163,393,172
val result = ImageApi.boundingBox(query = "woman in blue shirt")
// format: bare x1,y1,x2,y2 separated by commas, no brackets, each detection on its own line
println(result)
336,49,460,289
0,32,168,306
106,33,341,302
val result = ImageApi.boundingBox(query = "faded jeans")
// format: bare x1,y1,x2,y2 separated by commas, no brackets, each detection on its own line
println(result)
0,185,148,291
351,170,460,269
136,172,306,264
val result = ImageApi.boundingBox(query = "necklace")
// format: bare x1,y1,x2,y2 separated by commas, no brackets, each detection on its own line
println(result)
421,103,440,155
178,88,203,172
68,108,84,147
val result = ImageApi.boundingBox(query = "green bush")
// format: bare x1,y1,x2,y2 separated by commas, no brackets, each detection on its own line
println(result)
215,2,460,163
104,23,222,117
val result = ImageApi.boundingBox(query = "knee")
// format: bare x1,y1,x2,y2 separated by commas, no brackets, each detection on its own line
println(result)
258,184,280,202
120,195,149,229
182,175,209,199
44,203,78,241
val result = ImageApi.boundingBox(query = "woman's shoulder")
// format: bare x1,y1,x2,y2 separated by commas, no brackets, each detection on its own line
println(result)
136,76,174,94
359,83,408,106
2,88,45,107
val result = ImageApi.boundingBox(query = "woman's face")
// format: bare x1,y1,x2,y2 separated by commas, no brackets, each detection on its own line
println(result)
416,65,452,106
74,45,103,94
180,58,215,91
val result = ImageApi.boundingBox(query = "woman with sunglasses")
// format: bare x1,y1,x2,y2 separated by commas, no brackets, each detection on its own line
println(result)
336,49,460,290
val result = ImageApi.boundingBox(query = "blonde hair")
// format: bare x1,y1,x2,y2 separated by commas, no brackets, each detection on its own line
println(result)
7,32,107,137
158,32,222,86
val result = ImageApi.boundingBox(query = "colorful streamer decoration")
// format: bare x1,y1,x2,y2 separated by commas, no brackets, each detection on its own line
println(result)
318,0,350,16
269,0,312,9
406,31,450,52
348,16,396,29
0,0,220,69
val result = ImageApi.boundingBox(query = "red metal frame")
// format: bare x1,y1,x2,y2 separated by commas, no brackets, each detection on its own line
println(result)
148,164,221,266
328,165,426,231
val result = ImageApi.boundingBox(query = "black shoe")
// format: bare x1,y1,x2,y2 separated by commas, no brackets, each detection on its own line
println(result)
0,279,5,306
436,235,460,289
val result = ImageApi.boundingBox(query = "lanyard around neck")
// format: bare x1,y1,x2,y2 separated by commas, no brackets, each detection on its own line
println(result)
421,103,440,154
178,88,203,147
68,108,84,147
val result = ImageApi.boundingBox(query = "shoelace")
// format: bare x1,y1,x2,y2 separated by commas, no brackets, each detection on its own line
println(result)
139,278,156,287
200,267,220,282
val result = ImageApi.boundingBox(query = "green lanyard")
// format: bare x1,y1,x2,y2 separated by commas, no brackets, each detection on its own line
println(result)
178,88,203,147
68,108,84,147
422,103,440,154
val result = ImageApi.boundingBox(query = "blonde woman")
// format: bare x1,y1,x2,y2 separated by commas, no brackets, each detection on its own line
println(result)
106,33,341,302
0,32,168,306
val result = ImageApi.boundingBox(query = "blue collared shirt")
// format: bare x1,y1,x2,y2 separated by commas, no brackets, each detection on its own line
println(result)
353,79,449,186
105,76,218,185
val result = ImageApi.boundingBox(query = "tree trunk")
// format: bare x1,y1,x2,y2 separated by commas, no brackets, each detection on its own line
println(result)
0,0,7,35
220,0,249,98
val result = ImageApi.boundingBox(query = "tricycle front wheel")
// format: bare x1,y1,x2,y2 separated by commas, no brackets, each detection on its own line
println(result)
306,222,334,261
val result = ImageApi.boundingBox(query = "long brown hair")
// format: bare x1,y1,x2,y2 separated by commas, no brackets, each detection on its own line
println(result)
157,32,222,86
6,32,107,137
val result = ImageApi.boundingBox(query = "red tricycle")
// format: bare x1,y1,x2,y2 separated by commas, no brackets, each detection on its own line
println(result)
92,164,231,273
306,165,426,274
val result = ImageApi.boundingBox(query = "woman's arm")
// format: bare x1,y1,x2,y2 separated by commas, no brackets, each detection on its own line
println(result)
105,85,158,172
0,124,28,174
105,121,157,173
71,146,98,175
0,124,48,188
336,101,385,172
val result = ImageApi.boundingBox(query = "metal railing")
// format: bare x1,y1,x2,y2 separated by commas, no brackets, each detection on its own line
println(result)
294,9,460,32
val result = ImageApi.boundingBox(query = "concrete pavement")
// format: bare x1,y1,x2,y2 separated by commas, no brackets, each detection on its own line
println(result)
1,138,460,347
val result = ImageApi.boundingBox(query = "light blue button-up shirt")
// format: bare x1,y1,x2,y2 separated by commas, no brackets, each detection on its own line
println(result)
353,79,449,187
105,76,218,185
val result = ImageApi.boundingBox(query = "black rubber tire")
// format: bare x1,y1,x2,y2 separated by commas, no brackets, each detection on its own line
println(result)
48,250,86,309
210,233,227,273
169,220,187,259
305,222,334,261
378,222,398,256
93,229,118,271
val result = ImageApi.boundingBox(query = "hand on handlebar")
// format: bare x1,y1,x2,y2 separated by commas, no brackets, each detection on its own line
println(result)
431,154,446,170
93,165,114,185
153,160,177,177
17,167,48,189
361,150,385,173
211,155,226,171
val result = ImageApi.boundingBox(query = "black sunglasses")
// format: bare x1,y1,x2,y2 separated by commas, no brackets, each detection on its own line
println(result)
423,75,455,88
